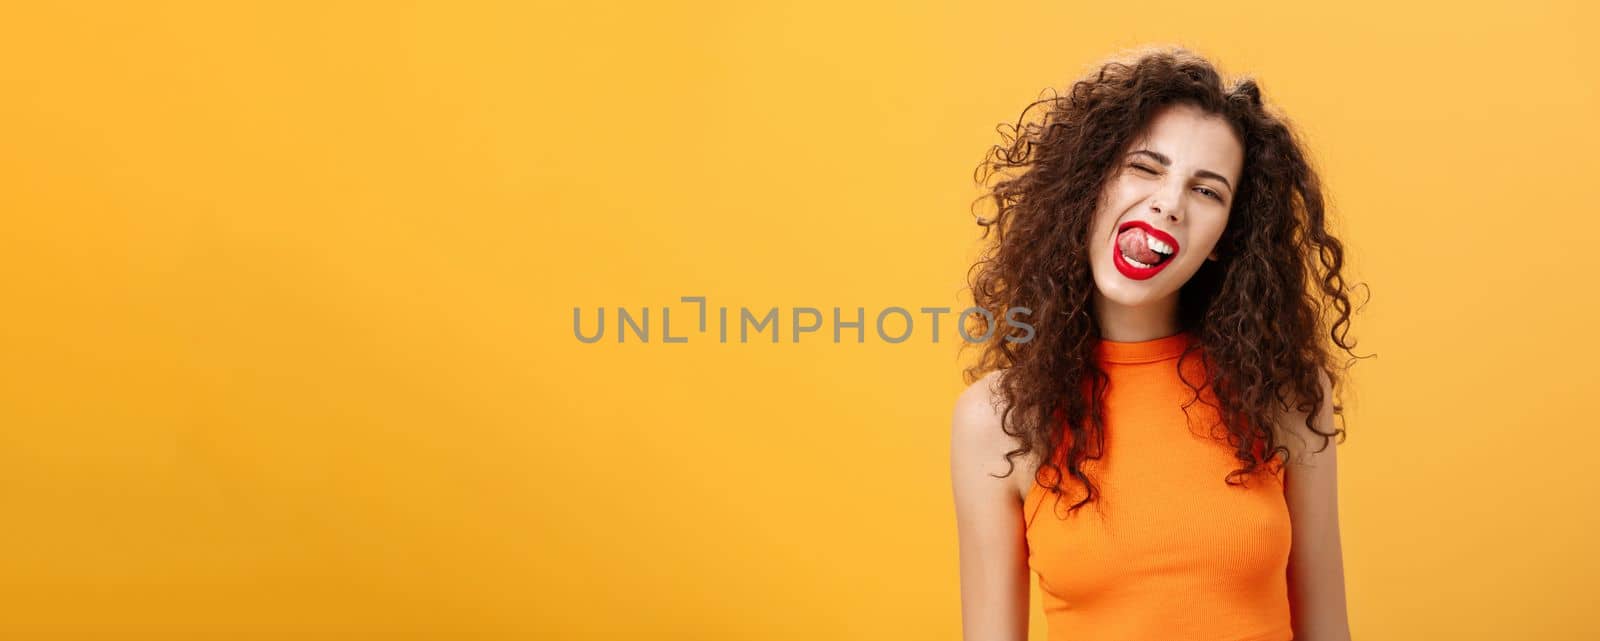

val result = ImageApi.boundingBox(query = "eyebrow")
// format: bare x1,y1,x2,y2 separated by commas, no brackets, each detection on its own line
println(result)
1127,149,1233,191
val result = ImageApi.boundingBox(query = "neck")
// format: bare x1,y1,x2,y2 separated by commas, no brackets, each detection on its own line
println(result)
1092,291,1181,342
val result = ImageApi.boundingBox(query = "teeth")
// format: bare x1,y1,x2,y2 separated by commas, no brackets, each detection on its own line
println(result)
1122,250,1154,269
1145,235,1174,256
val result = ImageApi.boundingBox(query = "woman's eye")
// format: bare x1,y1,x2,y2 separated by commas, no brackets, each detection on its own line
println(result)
1130,163,1156,174
1195,187,1223,202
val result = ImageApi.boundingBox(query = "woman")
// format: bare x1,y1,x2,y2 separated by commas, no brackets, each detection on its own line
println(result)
950,46,1362,641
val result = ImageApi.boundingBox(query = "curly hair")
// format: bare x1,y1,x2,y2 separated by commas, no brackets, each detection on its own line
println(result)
963,45,1370,516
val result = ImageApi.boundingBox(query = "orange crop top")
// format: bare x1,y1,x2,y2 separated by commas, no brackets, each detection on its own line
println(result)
1023,329,1294,641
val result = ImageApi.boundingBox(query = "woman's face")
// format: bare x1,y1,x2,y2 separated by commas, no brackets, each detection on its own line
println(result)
1087,102,1244,311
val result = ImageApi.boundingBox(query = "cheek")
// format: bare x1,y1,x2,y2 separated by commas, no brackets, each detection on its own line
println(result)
1092,181,1139,235
1188,218,1229,259
1105,178,1142,209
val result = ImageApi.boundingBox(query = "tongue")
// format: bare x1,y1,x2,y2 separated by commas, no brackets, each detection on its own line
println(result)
1117,228,1163,265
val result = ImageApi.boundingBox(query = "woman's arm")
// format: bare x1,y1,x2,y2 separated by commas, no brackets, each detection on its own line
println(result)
950,372,1030,641
1283,370,1354,641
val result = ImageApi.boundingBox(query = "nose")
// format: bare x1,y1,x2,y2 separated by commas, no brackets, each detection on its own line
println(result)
1148,179,1185,223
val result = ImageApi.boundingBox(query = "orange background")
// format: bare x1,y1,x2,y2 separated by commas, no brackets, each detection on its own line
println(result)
1,2,1596,639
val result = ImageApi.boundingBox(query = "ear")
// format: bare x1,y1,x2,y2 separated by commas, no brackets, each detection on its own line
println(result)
1207,249,1220,262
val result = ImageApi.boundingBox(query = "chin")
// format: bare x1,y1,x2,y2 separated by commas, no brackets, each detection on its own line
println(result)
1091,267,1186,307
1097,286,1170,308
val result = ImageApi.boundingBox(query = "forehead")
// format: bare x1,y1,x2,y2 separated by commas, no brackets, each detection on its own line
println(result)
1128,103,1243,182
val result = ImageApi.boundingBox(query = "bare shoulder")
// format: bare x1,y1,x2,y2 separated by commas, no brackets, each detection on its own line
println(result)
1279,368,1353,638
950,370,1033,502
949,370,1035,639
1279,367,1340,470
952,370,1006,436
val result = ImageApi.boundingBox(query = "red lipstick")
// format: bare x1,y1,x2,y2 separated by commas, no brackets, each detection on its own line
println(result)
1111,220,1181,281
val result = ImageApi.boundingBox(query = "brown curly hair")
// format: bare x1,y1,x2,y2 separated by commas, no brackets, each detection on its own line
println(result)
963,45,1370,515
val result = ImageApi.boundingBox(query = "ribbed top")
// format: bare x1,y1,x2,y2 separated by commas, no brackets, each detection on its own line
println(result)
1025,329,1293,641
1093,329,1193,364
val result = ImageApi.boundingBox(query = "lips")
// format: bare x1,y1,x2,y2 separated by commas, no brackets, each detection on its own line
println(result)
1112,220,1181,281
